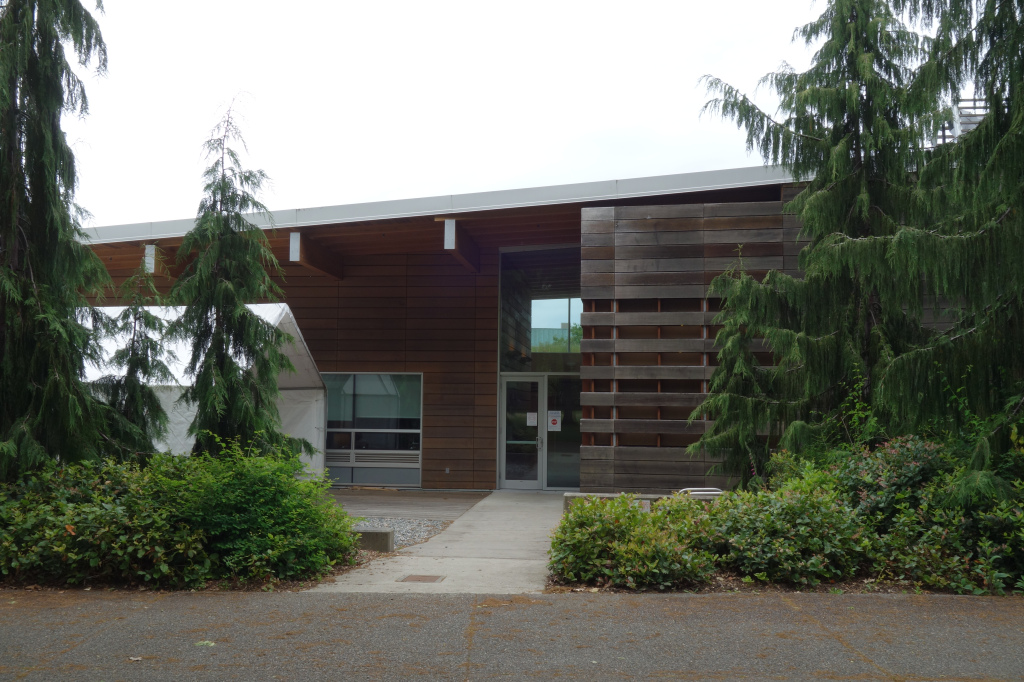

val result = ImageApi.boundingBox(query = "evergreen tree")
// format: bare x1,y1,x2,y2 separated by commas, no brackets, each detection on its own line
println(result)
692,0,948,479
92,254,173,457
0,0,110,480
168,110,298,456
879,0,1024,435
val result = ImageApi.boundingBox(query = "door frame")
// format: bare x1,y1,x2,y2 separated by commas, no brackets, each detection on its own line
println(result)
498,373,580,490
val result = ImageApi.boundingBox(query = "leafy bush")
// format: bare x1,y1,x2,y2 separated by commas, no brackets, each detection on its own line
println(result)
833,436,944,522
148,445,357,582
608,523,716,590
708,487,869,586
0,461,211,586
549,495,648,584
549,495,715,588
0,446,357,587
975,488,1024,581
549,436,1022,594
869,496,1015,594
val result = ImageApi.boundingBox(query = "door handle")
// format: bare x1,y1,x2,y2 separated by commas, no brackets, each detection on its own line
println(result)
537,435,544,451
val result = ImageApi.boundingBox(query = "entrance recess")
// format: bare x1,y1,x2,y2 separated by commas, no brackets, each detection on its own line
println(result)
500,374,581,489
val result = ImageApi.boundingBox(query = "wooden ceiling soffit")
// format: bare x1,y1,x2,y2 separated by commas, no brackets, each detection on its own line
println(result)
289,231,344,280
441,219,479,273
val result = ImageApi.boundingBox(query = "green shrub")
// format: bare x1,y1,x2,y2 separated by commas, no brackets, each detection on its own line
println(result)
869,498,1008,593
869,477,1023,594
833,436,945,522
549,495,648,584
0,446,358,587
148,447,357,582
710,487,869,586
549,495,715,589
655,493,718,543
609,524,716,590
0,461,211,587
975,489,1024,581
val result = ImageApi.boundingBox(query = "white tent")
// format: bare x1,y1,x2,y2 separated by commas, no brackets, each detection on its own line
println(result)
87,303,325,475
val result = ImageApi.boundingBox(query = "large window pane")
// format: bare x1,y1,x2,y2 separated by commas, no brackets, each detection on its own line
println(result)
324,374,354,428
354,374,422,429
500,248,582,373
531,298,582,353
546,375,581,487
326,432,351,450
323,373,423,487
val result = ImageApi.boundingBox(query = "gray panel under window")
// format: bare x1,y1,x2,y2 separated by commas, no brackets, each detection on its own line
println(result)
352,467,420,486
326,466,353,484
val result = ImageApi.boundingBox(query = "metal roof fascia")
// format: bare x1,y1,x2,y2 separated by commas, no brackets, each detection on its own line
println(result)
614,166,793,199
80,165,793,245
447,178,620,213
290,194,455,228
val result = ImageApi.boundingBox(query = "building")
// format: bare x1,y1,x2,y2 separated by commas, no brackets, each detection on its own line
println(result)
85,165,804,494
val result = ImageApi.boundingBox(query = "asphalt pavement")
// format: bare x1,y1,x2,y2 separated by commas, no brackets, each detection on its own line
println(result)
2,589,1023,680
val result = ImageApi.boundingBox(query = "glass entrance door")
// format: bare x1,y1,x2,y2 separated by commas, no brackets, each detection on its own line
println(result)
502,379,541,489
544,374,581,488
500,375,581,489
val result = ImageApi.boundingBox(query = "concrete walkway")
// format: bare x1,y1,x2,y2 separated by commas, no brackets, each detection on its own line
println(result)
311,490,565,594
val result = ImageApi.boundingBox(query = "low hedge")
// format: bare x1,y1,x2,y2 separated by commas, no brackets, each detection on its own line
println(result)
549,437,1024,594
0,449,358,588
552,486,868,589
549,494,715,589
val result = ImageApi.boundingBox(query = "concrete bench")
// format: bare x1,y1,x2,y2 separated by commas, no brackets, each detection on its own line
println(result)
353,525,395,552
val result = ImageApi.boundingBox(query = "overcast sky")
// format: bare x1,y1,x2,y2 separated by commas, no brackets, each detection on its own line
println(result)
63,0,823,228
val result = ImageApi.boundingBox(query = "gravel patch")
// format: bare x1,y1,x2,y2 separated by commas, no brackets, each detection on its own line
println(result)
355,517,452,549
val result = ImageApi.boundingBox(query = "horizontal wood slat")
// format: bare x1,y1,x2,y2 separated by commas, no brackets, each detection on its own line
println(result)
581,392,705,407
580,196,797,493
582,419,708,434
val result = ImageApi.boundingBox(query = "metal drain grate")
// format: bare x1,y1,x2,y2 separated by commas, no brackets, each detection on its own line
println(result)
398,575,446,583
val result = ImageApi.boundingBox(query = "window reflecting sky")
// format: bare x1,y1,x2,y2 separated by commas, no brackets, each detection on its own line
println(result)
532,298,582,329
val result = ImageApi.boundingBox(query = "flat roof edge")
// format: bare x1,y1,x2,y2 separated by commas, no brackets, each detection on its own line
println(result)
81,165,793,245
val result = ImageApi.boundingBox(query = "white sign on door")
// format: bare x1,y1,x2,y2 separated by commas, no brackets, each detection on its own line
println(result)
548,411,562,432
526,412,538,426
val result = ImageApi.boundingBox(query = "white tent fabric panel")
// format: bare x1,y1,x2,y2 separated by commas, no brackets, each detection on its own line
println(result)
278,388,326,476
87,303,327,476
149,386,325,477
86,304,324,391
152,386,197,456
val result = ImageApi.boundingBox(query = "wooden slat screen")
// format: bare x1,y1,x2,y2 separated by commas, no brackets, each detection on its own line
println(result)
578,190,807,494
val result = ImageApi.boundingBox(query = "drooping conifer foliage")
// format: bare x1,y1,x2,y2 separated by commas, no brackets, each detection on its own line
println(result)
880,0,1024,432
0,0,110,480
168,110,298,456
692,0,949,478
91,254,173,457
695,0,1024,480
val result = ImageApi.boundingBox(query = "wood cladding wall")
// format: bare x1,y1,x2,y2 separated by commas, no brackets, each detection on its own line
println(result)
578,191,807,494
282,252,501,490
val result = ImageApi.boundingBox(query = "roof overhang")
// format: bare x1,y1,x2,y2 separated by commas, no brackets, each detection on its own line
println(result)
80,165,793,245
